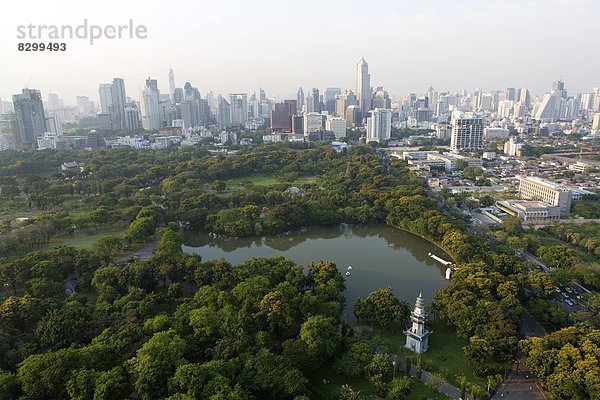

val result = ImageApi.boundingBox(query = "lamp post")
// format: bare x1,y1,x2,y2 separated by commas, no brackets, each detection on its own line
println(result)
392,359,396,380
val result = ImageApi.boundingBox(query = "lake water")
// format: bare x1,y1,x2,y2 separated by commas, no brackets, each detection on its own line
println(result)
182,224,450,313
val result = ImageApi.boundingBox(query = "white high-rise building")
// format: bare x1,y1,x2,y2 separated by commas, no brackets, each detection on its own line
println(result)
140,88,160,130
303,112,323,136
357,58,371,115
229,94,248,126
534,91,561,122
297,87,304,113
366,108,391,142
168,68,176,97
450,112,484,151
98,84,113,114
593,88,600,112
326,116,346,139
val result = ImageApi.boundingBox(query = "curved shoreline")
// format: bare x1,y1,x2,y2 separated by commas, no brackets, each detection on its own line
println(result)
386,223,455,264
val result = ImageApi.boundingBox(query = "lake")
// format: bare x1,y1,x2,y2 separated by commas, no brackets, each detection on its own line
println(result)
182,224,450,313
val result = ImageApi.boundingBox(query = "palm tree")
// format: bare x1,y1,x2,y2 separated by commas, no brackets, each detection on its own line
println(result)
458,375,468,399
470,384,485,400
339,384,363,400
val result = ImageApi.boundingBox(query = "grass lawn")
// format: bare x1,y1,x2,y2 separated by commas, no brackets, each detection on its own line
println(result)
0,198,32,218
224,173,318,188
411,379,452,400
308,368,375,399
40,226,125,251
308,368,451,400
355,321,487,388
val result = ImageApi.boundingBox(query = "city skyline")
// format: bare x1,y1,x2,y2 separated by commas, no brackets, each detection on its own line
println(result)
1,0,599,102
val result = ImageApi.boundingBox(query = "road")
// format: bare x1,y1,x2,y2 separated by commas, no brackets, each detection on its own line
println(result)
491,313,550,400
115,239,158,263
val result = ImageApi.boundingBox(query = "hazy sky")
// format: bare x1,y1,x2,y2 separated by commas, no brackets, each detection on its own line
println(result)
1,0,599,105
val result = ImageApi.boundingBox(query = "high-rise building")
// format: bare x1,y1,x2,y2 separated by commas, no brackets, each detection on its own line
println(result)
45,115,63,136
0,113,18,149
145,77,159,97
111,78,127,131
270,102,293,132
229,94,248,126
303,112,323,136
13,89,46,148
168,68,176,97
259,87,266,102
326,116,346,139
46,92,63,113
140,86,160,131
592,113,600,131
593,88,600,112
76,96,93,115
506,88,516,101
297,87,304,113
366,108,391,142
371,87,391,109
534,91,561,122
345,105,361,128
124,104,141,131
357,58,371,115
336,90,358,118
519,87,531,110
98,84,113,114
311,88,321,113
217,98,232,128
450,113,484,151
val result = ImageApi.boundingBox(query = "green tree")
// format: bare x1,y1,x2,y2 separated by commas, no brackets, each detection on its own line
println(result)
385,376,412,400
299,315,341,360
18,348,79,399
93,366,131,400
0,369,20,400
128,330,186,400
66,369,100,400
353,289,410,326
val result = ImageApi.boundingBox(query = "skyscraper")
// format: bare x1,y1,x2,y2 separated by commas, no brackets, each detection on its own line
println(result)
450,113,484,151
270,102,294,133
13,89,46,148
145,77,159,97
111,78,127,131
217,97,232,128
124,104,141,131
98,84,113,114
168,68,176,97
357,58,371,115
229,94,248,126
366,108,391,142
312,88,321,113
519,87,531,110
140,86,160,131
297,87,304,113
0,112,18,149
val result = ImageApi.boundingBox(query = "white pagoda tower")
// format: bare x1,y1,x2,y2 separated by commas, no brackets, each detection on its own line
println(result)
404,292,431,354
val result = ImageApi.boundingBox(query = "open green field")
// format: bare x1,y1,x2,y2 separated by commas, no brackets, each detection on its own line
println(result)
40,226,124,251
224,173,318,188
358,321,487,388
308,368,450,400
0,198,31,218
